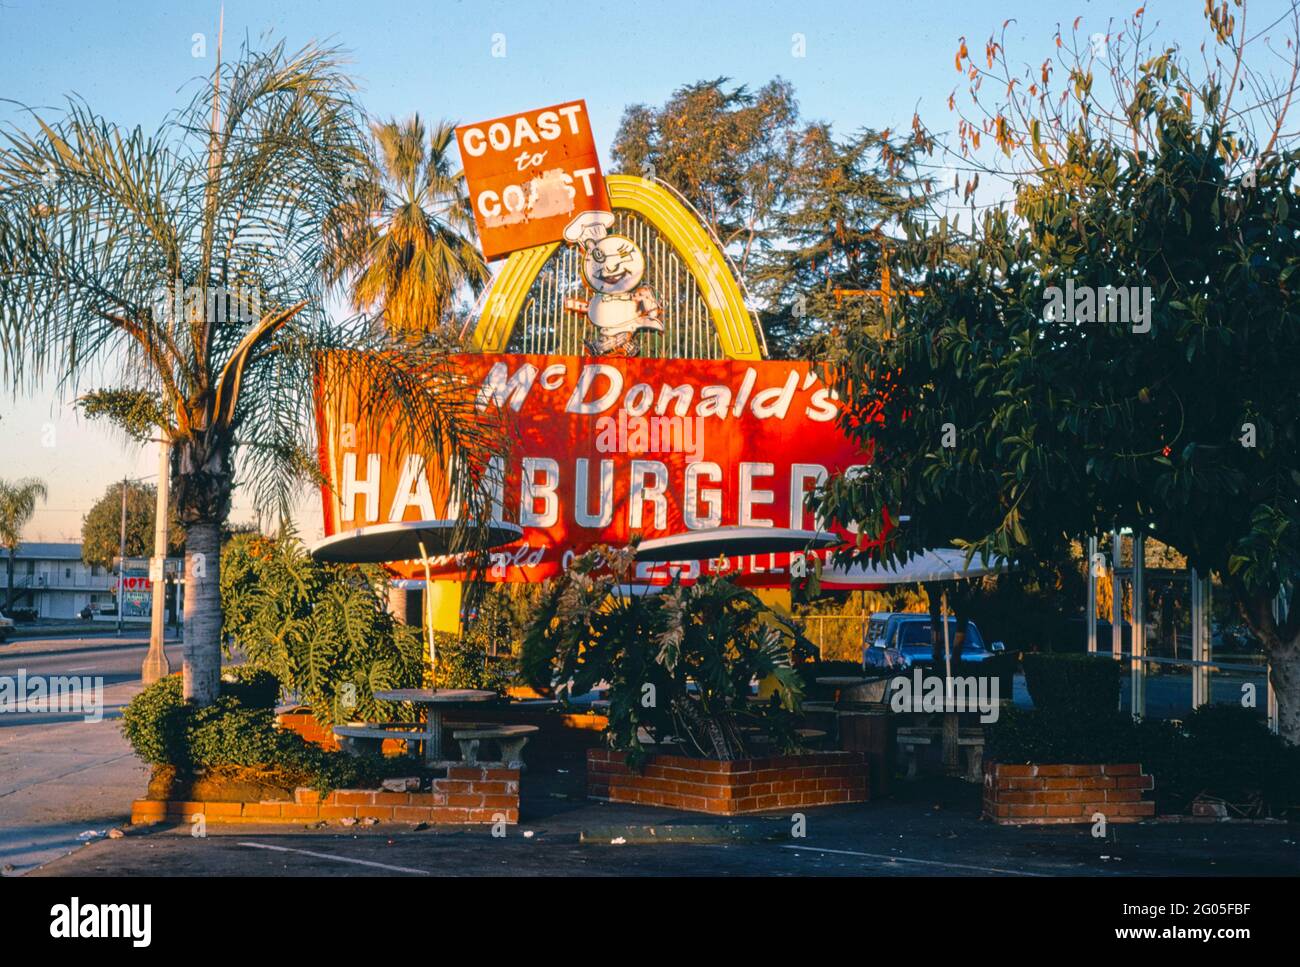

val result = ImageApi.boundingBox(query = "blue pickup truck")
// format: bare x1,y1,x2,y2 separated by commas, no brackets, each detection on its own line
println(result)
862,612,1004,670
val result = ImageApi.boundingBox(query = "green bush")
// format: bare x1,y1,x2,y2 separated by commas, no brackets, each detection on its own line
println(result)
121,675,190,767
432,632,516,693
985,707,1140,765
220,532,424,727
121,671,413,793
1022,653,1121,714
218,666,281,709
985,704,1300,816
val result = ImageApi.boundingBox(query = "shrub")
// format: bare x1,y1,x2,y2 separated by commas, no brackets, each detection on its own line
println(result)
523,546,814,765
432,633,515,693
220,532,424,726
1022,653,1121,714
985,707,1140,765
218,666,281,709
121,671,414,794
121,675,190,767
984,704,1300,816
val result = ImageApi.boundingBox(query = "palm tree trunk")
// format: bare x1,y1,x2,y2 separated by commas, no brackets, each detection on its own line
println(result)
182,519,222,704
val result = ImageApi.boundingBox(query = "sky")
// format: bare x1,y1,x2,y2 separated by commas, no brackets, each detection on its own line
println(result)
0,0,1266,543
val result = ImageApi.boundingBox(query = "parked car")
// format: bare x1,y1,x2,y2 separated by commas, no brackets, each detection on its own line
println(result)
0,611,15,643
863,611,893,649
9,607,38,622
863,612,1004,670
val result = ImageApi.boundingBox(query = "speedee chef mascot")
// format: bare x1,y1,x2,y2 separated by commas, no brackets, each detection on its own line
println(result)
562,210,664,357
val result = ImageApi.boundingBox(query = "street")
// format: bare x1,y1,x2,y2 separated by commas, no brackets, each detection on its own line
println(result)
0,631,182,875
28,776,1300,877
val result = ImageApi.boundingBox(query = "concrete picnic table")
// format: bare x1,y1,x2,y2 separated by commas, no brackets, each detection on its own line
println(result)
373,688,500,764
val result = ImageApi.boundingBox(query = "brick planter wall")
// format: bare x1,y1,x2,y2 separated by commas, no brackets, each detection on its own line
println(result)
587,749,868,815
274,710,341,751
983,763,1155,825
131,766,519,826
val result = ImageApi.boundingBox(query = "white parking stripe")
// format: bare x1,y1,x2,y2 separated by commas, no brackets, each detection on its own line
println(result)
778,844,1048,876
238,841,431,875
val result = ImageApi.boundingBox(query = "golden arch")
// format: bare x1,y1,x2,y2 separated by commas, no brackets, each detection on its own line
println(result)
470,175,764,360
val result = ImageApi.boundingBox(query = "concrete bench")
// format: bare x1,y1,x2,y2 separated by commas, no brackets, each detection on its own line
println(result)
799,701,837,715
451,724,540,767
795,728,828,747
333,723,427,758
896,726,985,781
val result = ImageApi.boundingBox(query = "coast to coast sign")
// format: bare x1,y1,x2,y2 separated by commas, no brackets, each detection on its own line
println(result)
316,352,872,587
456,100,610,261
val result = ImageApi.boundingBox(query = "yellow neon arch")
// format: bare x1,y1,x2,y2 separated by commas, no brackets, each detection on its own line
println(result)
470,175,764,360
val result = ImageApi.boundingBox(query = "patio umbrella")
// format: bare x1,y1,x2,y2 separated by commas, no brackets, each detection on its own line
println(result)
308,519,523,680
633,525,842,563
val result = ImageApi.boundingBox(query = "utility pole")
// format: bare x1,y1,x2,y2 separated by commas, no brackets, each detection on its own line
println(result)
142,435,173,684
832,240,924,333
116,477,128,637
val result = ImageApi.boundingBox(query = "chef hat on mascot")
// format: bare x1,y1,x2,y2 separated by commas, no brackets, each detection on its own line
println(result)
563,210,616,251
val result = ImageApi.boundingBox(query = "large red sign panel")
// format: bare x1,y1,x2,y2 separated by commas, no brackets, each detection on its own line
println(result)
316,353,870,586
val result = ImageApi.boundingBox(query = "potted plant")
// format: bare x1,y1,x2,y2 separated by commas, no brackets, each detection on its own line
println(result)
522,545,869,815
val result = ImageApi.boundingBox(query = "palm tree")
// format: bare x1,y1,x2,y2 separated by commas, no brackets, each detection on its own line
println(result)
0,477,48,611
329,115,489,335
0,38,498,704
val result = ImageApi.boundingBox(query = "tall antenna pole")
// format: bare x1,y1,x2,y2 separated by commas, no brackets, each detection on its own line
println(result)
116,478,127,637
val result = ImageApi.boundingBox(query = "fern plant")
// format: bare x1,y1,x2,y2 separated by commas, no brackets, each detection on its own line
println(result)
220,531,423,725
522,545,814,764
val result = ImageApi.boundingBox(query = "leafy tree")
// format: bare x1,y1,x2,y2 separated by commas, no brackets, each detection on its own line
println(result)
522,545,814,764
816,5,1300,740
752,124,934,358
0,37,497,704
326,115,489,336
220,531,424,725
613,78,799,277
0,477,46,610
80,481,184,569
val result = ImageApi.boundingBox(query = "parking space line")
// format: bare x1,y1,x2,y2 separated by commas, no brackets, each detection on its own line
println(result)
238,841,431,875
778,844,1048,876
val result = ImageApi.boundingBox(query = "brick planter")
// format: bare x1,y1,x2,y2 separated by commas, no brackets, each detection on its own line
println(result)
274,710,341,751
131,766,519,826
587,749,867,815
982,763,1155,825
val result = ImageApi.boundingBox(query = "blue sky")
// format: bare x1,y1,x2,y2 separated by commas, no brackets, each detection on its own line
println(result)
0,0,1253,541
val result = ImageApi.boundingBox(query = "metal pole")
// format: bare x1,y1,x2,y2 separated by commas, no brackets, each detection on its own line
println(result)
143,435,172,684
418,540,434,688
1269,592,1286,734
1086,536,1098,654
940,589,958,774
1131,533,1146,720
1110,531,1123,661
1191,569,1210,709
116,477,128,637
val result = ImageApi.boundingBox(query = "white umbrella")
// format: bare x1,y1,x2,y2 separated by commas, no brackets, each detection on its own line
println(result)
309,519,523,682
633,525,841,563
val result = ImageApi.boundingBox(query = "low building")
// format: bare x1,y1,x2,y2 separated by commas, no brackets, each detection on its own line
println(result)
0,542,114,619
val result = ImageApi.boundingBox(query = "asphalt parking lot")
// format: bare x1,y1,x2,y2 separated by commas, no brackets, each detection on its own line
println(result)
29,776,1300,877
